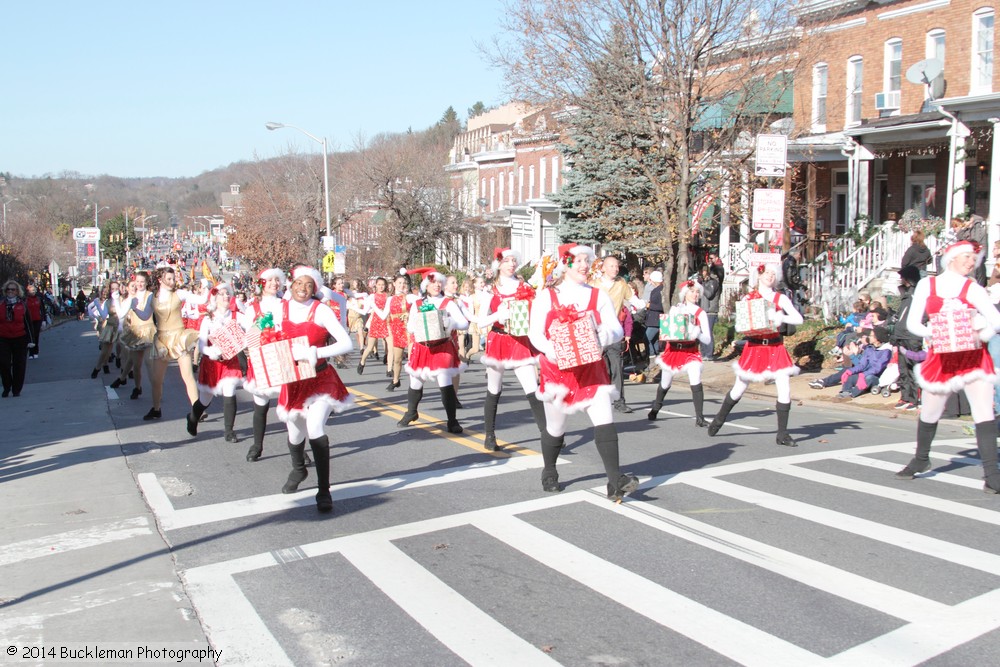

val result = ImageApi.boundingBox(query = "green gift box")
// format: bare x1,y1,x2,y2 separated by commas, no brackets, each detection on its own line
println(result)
507,299,531,336
414,307,447,343
659,313,693,341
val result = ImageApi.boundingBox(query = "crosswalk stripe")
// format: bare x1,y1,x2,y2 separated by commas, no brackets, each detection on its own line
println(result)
0,518,151,567
472,513,821,667
689,477,1000,574
340,536,561,666
837,454,985,489
579,494,947,623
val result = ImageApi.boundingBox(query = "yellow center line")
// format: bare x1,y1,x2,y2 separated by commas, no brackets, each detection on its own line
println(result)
348,388,539,457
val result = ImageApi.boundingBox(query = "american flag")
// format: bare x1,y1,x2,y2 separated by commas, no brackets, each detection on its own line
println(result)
689,190,715,236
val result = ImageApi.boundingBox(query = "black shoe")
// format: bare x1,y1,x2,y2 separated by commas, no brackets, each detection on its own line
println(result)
128,370,134,379
455,399,464,409
647,407,659,421
103,364,110,374
143,408,162,421
357,362,364,375
130,388,142,400
224,431,239,443
895,459,931,479
447,421,463,434
694,417,708,427
484,433,499,452
607,473,639,502
186,412,199,436
613,400,634,414
114,355,121,369
316,493,334,513
1,389,9,398
776,432,798,447
398,412,418,426
91,368,99,379
246,443,262,462
110,378,123,389
542,472,561,493
386,380,400,391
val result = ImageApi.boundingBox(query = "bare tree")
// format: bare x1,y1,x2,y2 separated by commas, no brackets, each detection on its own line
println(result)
492,0,799,298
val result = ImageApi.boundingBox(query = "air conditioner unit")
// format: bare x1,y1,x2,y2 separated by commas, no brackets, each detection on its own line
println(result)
874,90,901,110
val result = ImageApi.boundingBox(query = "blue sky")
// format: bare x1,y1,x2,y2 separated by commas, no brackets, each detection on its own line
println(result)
2,1,508,179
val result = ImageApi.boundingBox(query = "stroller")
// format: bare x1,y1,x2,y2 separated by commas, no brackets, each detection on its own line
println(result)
871,348,900,398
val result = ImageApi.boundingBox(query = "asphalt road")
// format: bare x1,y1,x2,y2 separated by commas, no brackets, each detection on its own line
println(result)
3,320,1000,666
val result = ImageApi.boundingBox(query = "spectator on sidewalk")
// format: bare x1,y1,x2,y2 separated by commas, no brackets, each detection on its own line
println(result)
643,270,665,360
590,255,644,414
809,327,893,398
697,264,720,360
891,266,923,410
1,280,36,397
24,283,49,360
900,230,933,279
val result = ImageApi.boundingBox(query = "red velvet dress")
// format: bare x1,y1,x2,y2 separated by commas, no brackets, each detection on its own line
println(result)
657,306,704,372
387,295,409,347
276,300,353,421
368,292,389,339
480,284,540,370
537,288,615,413
734,292,799,383
196,313,244,396
405,297,465,382
916,277,996,393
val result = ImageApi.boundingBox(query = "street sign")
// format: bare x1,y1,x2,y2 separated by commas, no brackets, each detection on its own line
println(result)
72,227,101,242
322,235,335,252
752,188,785,230
749,252,782,270
754,134,787,178
322,251,336,274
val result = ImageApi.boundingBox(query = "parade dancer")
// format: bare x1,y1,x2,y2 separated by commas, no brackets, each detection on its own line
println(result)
397,270,468,433
647,280,712,425
384,273,412,391
276,266,354,513
183,278,211,367
708,263,804,445
357,277,390,374
115,272,155,400
240,268,285,462
527,244,639,501
478,248,546,451
347,278,370,352
143,265,201,421
895,240,1000,493
88,283,119,378
186,283,244,441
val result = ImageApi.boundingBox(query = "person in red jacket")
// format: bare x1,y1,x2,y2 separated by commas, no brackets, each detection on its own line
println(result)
24,284,48,360
1,280,37,397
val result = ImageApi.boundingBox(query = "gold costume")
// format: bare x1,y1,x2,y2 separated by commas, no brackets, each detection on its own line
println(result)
151,291,199,360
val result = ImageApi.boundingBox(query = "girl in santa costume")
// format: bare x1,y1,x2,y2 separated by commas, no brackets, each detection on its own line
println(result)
708,262,803,445
478,247,546,451
347,278,370,353
239,267,286,462
647,280,712,426
357,277,390,374
384,273,413,391
186,283,244,442
896,240,1000,493
277,266,355,513
527,244,639,501
397,269,469,433
183,278,211,367
142,265,202,421
114,271,155,401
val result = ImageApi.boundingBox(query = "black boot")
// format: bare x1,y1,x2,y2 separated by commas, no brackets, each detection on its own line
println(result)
540,430,565,492
648,384,668,420
483,390,501,450
440,386,463,433
397,388,422,426
974,420,1000,494
775,401,796,447
246,401,269,462
707,392,740,436
185,400,208,436
91,368,99,379
691,384,707,427
896,420,937,479
525,393,548,435
595,424,638,502
223,396,239,442
282,440,308,493
310,435,333,512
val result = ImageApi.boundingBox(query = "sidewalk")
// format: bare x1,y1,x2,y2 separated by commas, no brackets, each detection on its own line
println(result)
0,320,209,660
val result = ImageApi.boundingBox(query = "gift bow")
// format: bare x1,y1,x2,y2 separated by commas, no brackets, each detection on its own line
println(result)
259,329,289,345
746,290,762,300
513,284,535,301
255,312,274,330
418,303,437,312
552,304,580,323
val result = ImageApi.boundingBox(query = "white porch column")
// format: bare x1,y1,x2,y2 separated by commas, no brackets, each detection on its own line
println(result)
857,144,874,226
989,118,1000,274
945,116,971,224
740,169,751,243
720,178,732,275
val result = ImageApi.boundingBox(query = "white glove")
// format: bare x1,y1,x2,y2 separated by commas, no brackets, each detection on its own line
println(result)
28,342,37,349
974,315,996,342
768,309,785,326
291,343,318,367
495,302,510,323
203,345,222,360
689,325,701,341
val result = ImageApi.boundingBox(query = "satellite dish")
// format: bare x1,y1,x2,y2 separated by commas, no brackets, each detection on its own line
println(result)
906,58,944,85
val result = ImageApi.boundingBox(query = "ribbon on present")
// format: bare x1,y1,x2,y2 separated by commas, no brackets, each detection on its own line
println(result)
259,328,289,345
255,312,275,331
745,290,762,300
513,283,535,301
551,304,580,324
418,303,436,312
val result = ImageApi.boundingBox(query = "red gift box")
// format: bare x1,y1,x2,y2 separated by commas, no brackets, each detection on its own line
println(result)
930,308,981,353
550,311,603,370
246,336,317,389
209,320,246,360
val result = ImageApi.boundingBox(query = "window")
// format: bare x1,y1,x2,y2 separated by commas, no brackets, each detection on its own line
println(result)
812,63,828,132
846,56,864,126
551,156,559,193
885,39,902,92
529,165,536,200
973,9,995,92
926,29,945,63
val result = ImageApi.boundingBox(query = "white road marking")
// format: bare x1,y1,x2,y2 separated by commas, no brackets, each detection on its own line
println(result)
340,536,560,666
837,454,986,489
105,386,118,400
661,410,759,430
0,517,151,567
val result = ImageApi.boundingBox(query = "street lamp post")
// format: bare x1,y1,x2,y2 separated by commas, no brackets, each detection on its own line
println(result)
93,205,109,285
2,197,18,238
265,121,332,268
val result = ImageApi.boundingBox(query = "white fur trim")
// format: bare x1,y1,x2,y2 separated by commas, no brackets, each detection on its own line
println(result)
748,262,782,288
941,240,985,269
258,268,286,285
535,382,619,414
479,352,539,370
198,376,243,397
276,393,355,422
732,360,800,383
243,378,281,399
404,361,467,384
914,364,999,394
292,266,324,290
656,357,703,374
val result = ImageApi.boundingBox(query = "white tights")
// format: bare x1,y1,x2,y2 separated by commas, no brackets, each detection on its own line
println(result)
544,396,614,437
486,365,538,395
285,403,334,445
730,375,791,403
918,381,995,424
408,374,452,390
658,364,702,390
198,384,235,407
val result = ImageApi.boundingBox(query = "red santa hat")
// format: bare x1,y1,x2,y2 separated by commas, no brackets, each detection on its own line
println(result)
940,240,985,268
677,279,701,303
258,267,286,286
557,243,596,265
210,281,232,296
491,247,522,271
407,267,446,292
291,265,324,291
748,261,782,288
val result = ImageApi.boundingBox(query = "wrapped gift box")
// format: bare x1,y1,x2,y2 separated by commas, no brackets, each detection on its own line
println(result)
929,308,981,353
550,312,603,370
507,299,531,336
246,335,317,389
659,313,693,341
209,320,247,360
414,308,447,343
735,299,777,336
